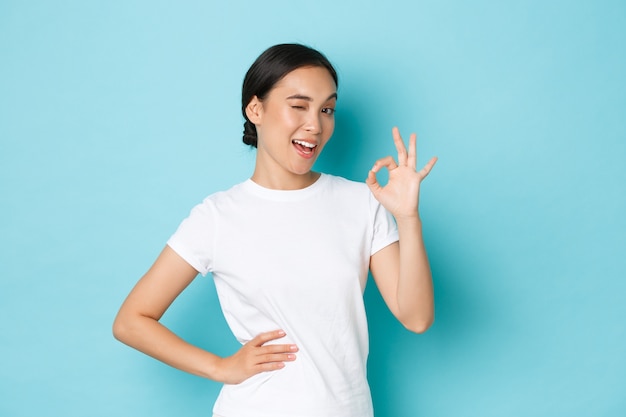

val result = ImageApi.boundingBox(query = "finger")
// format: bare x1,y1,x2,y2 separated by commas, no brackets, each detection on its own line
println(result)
258,352,297,365
407,133,417,170
370,156,398,174
255,361,287,372
392,127,408,166
365,170,382,195
259,343,299,354
366,167,388,200
418,156,438,179
250,329,286,347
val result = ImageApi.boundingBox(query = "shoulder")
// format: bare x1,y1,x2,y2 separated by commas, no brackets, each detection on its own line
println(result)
197,180,250,207
320,173,375,203
177,180,249,225
321,173,369,193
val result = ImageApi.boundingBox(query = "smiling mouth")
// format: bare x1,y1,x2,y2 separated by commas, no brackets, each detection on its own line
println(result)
292,139,317,156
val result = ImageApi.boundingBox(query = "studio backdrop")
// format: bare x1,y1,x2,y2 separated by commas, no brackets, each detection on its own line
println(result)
1,1,624,416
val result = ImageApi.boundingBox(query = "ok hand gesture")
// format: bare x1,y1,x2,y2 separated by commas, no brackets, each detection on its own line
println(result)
366,127,437,219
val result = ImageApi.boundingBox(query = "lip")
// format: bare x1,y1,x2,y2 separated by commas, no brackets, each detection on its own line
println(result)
292,138,318,147
292,139,318,159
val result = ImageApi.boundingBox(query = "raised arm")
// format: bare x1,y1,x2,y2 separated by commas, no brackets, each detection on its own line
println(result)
366,127,437,333
112,245,298,384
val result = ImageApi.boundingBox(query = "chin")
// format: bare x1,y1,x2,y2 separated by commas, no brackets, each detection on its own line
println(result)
290,161,318,175
292,168,314,176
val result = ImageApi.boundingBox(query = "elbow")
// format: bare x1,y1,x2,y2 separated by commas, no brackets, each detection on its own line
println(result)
401,314,434,334
405,320,433,334
112,309,159,346
112,315,125,342
112,312,133,344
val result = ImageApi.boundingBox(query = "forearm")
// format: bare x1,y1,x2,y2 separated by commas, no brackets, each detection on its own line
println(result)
395,215,434,332
113,313,225,381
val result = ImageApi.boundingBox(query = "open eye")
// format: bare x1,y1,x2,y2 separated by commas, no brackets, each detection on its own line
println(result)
322,107,335,115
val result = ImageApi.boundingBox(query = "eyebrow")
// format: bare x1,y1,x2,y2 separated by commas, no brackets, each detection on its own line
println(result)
286,93,338,102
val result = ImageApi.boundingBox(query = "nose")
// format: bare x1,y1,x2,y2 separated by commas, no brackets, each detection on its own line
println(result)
304,112,322,134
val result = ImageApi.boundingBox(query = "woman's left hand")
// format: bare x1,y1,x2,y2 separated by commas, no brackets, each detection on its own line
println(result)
366,127,437,219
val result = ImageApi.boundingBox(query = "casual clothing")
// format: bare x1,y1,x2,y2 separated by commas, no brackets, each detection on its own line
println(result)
167,174,399,417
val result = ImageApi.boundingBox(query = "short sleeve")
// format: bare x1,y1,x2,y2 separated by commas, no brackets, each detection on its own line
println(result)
370,195,399,255
166,198,217,276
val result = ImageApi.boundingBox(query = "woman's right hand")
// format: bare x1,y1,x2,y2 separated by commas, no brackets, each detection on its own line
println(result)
217,329,298,384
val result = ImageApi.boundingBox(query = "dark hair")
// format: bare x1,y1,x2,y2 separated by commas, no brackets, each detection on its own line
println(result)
241,43,338,147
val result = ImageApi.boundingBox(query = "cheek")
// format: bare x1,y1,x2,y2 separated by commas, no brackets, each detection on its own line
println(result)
273,107,302,129
323,117,335,137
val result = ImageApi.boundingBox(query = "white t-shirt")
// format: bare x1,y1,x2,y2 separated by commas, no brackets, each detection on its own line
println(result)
167,173,399,417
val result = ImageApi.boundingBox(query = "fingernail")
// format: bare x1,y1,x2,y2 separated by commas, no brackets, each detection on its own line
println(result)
278,330,285,336
290,345,298,351
287,354,296,360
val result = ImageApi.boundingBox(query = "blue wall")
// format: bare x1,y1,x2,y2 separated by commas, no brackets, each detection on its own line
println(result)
1,1,624,416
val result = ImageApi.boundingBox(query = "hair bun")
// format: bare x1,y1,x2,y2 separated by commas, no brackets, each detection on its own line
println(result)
243,120,258,147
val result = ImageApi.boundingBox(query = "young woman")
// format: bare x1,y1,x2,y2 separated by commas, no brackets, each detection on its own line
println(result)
113,43,437,417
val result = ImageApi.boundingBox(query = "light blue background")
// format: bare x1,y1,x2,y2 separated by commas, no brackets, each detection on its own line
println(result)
1,1,624,416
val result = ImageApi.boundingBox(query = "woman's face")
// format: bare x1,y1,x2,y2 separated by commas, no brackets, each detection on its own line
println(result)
247,66,337,188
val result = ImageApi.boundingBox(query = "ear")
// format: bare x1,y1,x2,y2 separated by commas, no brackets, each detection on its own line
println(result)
245,96,263,125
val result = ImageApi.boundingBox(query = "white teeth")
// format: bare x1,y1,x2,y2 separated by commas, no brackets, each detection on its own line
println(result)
293,140,316,148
